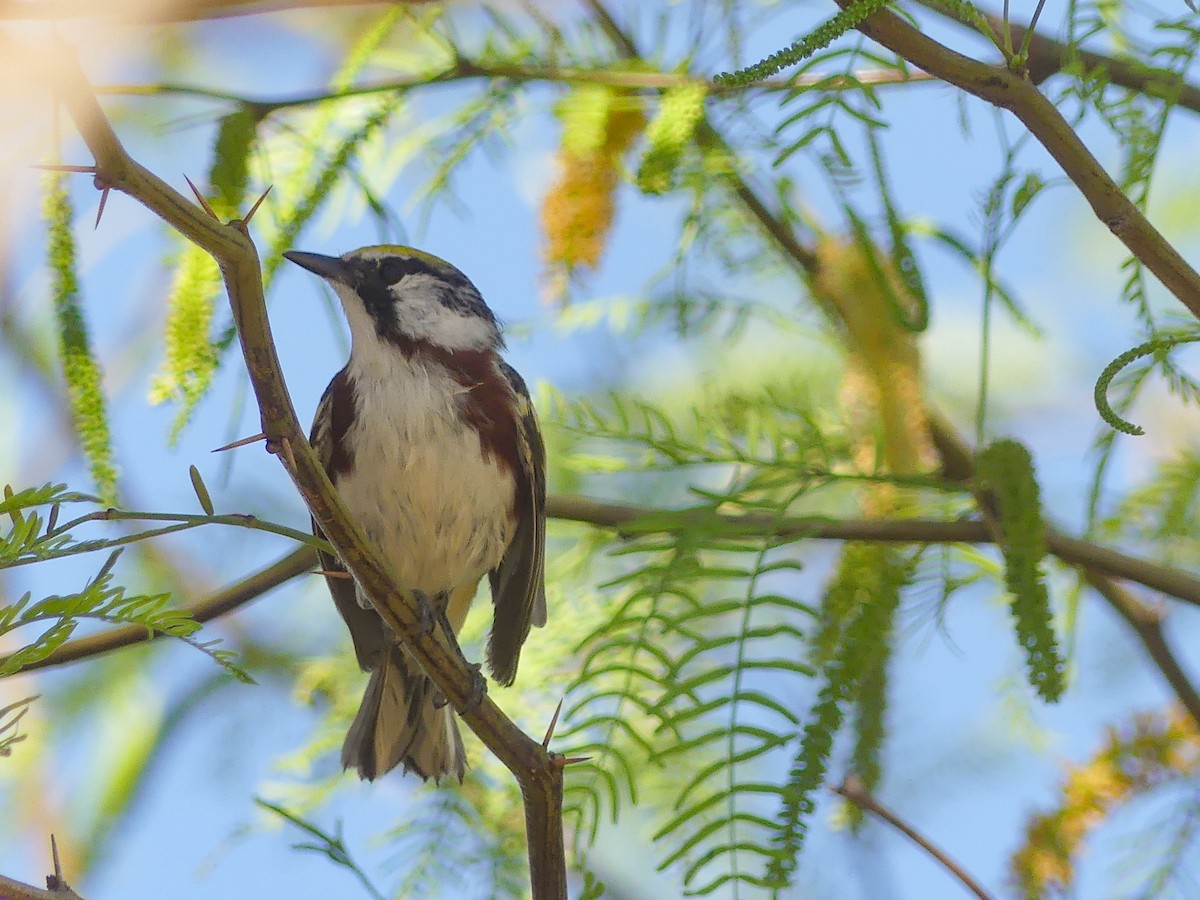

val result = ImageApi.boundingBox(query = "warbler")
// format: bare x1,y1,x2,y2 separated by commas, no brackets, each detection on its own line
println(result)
285,245,547,782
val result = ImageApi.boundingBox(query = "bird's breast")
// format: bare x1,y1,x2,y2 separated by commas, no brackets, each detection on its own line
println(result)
336,354,517,596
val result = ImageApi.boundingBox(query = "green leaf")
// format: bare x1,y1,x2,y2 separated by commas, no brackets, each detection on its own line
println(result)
189,465,215,516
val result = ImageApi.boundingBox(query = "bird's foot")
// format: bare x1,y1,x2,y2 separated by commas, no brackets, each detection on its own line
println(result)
463,662,488,713
434,662,487,712
412,589,437,638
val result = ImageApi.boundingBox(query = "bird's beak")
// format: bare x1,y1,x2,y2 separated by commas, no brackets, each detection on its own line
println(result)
283,250,353,284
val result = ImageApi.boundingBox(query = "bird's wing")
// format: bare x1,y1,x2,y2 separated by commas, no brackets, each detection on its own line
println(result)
486,361,547,687
311,367,387,671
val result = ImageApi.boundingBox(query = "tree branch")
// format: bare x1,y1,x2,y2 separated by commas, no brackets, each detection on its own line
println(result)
1087,573,1200,729
583,0,821,275
548,495,1200,608
0,547,315,674
834,775,995,900
95,63,932,112
46,41,566,900
929,416,1200,728
0,0,434,24
0,873,83,900
920,1,1200,115
836,0,1200,321
10,494,1200,676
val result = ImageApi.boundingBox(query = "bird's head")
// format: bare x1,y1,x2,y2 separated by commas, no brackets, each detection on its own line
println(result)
285,245,502,355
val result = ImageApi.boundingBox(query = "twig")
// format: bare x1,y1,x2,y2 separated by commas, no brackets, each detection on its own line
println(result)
92,63,932,112
0,0,420,24
46,41,567,900
0,547,315,674
834,775,994,900
1089,575,1200,729
7,506,331,564
920,1,1200,113
928,416,1200,728
834,0,1200,322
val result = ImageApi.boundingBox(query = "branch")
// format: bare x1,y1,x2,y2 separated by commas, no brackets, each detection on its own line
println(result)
1088,574,1200,729
19,493,1200,677
0,0,434,24
835,0,1200,322
0,547,315,674
0,874,83,900
584,0,820,275
548,495,1200,608
95,63,933,112
1,507,328,571
834,775,995,900
46,41,566,900
921,1,1200,115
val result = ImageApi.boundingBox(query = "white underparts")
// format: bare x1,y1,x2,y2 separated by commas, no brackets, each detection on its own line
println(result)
336,347,517,602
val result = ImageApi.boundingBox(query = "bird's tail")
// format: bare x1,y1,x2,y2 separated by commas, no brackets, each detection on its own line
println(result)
342,645,465,782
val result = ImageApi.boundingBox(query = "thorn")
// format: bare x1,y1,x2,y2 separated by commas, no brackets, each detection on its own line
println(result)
542,697,564,749
242,184,272,227
279,435,299,473
51,830,63,883
33,164,97,174
94,187,110,229
184,174,219,220
553,754,591,769
312,569,354,580
211,432,267,453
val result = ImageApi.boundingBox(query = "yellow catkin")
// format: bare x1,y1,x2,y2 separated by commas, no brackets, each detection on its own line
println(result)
813,235,933,489
541,87,645,286
1011,709,1200,898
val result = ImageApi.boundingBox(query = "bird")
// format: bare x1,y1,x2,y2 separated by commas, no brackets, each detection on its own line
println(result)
284,244,547,782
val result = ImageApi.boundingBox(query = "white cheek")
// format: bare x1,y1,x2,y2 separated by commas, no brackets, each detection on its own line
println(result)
391,275,496,350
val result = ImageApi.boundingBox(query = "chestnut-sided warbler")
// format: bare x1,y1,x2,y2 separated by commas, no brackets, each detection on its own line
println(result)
285,245,547,782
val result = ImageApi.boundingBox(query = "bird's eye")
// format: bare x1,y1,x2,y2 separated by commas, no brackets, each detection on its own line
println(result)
379,259,410,286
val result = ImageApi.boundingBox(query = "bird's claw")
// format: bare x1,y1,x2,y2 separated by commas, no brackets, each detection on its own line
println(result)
412,589,437,638
431,663,486,712
462,662,487,713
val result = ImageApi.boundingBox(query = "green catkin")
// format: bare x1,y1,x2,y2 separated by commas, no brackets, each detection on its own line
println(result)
43,175,118,503
636,83,706,195
977,439,1065,702
713,0,889,85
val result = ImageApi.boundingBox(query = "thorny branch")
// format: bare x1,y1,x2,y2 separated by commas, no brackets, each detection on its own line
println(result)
42,41,568,900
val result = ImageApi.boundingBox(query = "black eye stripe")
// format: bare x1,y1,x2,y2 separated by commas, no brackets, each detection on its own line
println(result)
378,257,435,286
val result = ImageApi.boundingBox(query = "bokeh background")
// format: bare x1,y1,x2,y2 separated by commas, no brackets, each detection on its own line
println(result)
2,1,1200,898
